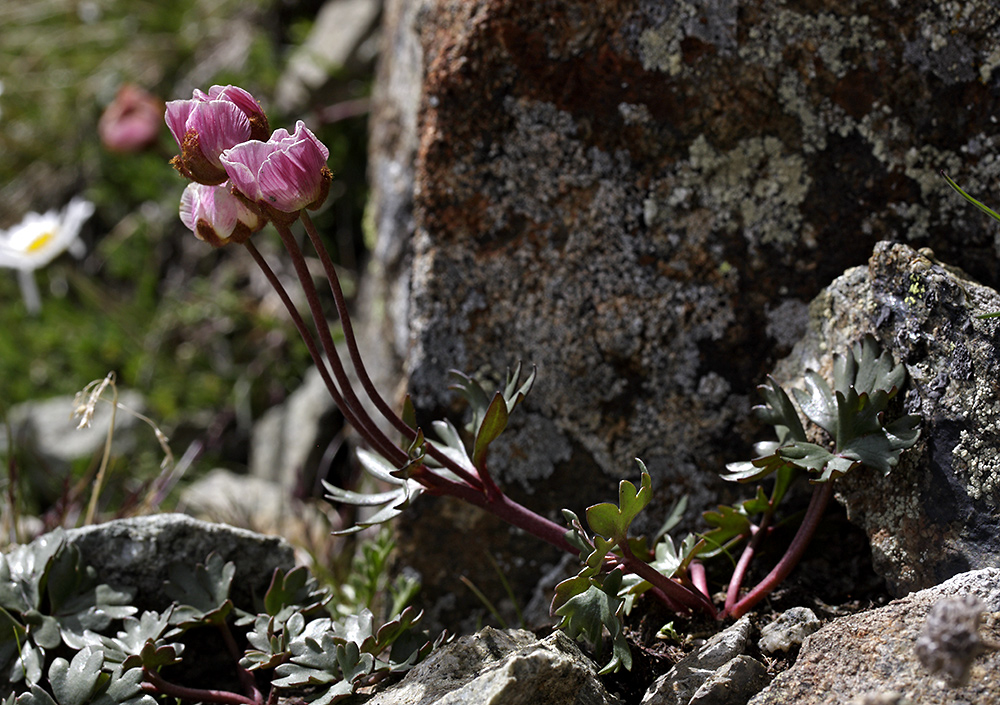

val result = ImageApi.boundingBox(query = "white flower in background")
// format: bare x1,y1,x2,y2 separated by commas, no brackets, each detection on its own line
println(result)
0,197,95,313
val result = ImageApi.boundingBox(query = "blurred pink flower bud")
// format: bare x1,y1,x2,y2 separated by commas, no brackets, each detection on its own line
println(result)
220,120,332,217
179,182,267,247
99,84,164,153
165,85,270,185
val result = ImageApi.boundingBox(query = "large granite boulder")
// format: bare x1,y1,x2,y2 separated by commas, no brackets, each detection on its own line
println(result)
365,0,1000,622
771,241,1000,596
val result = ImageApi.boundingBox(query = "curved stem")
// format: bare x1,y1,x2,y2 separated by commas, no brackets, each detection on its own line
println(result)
293,214,483,490
689,561,709,600
726,481,834,619
724,517,770,615
261,227,408,468
219,622,262,702
617,542,717,617
300,212,409,436
142,668,258,705
418,469,575,554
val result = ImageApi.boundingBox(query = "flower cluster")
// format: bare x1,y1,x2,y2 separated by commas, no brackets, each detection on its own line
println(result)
166,85,332,245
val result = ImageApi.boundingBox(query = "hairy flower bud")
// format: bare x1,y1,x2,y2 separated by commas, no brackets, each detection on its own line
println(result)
179,182,266,247
220,120,332,218
166,85,270,185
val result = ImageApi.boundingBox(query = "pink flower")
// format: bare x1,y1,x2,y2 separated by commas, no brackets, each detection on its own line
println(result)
220,120,332,215
165,85,270,185
179,182,266,247
98,84,164,153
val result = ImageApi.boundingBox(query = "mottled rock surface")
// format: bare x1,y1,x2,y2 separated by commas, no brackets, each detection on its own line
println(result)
366,0,1000,622
63,514,295,612
771,241,1000,596
749,569,1000,705
364,627,622,705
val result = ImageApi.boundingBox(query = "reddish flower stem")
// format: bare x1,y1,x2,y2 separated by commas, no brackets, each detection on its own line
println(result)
415,465,575,554
299,212,402,433
725,481,834,619
295,212,485,491
243,239,406,467
689,561,709,600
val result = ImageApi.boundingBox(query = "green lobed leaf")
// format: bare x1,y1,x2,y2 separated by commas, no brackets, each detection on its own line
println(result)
337,641,375,685
273,627,342,687
55,582,137,642
163,553,235,627
90,665,158,705
1,532,67,614
585,461,652,541
370,607,423,654
448,370,492,436
13,686,57,705
241,611,304,671
263,566,330,621
502,363,536,412
793,371,837,437
560,509,592,556
9,638,44,686
753,377,807,444
49,648,104,705
552,570,631,674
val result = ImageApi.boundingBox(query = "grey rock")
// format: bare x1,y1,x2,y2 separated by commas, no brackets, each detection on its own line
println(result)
249,363,339,491
846,694,913,705
758,607,821,655
642,616,756,705
749,568,1000,705
0,389,146,464
364,626,622,705
770,242,1000,596
688,655,771,705
177,468,335,566
275,0,381,112
914,594,989,687
61,514,295,612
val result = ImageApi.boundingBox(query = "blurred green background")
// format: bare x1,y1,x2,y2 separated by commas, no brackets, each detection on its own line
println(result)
0,0,376,527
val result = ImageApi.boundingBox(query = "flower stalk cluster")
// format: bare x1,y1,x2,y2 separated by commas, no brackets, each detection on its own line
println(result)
166,85,922,678
165,85,573,555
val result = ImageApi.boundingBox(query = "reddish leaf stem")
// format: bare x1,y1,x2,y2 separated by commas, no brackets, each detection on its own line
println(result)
689,561,709,600
618,541,717,617
219,621,263,702
142,668,259,705
726,481,834,619
724,514,771,615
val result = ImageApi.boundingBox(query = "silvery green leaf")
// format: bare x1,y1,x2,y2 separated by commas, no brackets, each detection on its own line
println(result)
48,648,104,705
